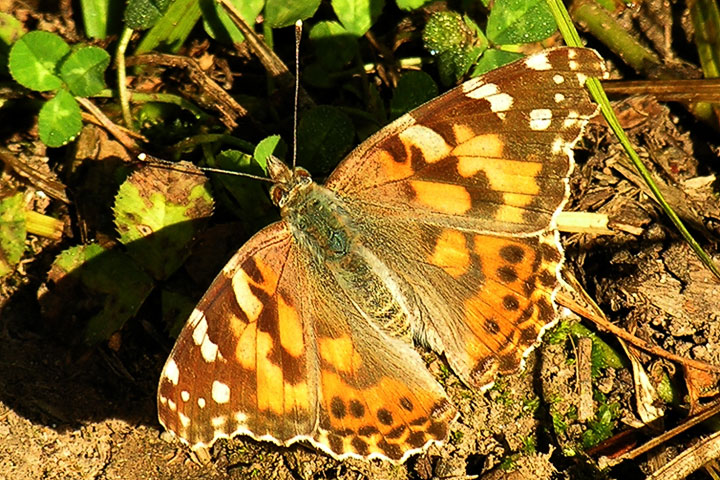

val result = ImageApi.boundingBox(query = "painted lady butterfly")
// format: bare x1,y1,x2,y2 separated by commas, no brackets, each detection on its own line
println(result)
157,47,607,462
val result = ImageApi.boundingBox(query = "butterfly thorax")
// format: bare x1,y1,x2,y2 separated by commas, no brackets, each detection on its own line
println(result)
268,158,415,340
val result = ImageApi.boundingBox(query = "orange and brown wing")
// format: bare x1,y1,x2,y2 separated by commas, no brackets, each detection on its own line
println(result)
157,221,455,462
157,221,320,449
326,47,606,236
303,257,456,461
323,48,606,388
344,212,566,388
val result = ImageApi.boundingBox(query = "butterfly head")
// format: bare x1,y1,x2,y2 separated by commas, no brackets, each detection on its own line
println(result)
267,155,313,209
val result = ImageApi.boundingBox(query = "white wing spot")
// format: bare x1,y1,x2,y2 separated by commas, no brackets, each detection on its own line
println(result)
551,137,566,154
198,397,206,408
200,336,219,363
553,74,565,84
191,314,208,346
554,93,565,103
576,73,588,86
234,411,247,425
211,416,227,428
465,82,514,114
212,380,231,404
399,125,451,163
159,395,168,406
564,111,582,129
180,390,190,402
525,52,551,71
490,93,514,113
569,60,579,70
190,313,219,362
179,412,190,428
168,399,177,412
466,82,497,99
232,269,264,321
460,77,483,93
163,358,179,385
529,109,552,131
568,49,578,59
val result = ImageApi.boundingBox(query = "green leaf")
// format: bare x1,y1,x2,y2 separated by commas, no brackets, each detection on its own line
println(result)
0,193,26,277
124,0,173,30
302,61,336,88
436,46,483,86
423,11,486,85
332,0,384,36
200,0,264,44
471,48,523,75
0,13,24,45
486,0,557,45
655,371,678,404
134,0,202,53
569,323,626,376
0,13,25,77
424,11,469,54
309,20,357,70
114,164,214,281
396,0,432,10
297,105,354,174
582,398,619,448
254,135,284,172
59,46,110,96
265,0,321,28
136,102,198,145
38,89,83,148
390,71,438,119
8,30,69,91
49,243,155,346
214,149,274,228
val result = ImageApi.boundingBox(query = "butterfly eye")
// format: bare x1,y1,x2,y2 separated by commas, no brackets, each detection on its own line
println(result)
270,185,287,206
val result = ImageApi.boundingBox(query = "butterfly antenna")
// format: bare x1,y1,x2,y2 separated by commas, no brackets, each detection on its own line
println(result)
292,19,302,169
137,153,274,183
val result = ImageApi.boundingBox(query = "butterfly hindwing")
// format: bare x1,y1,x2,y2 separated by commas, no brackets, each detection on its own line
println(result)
306,252,455,461
331,205,564,387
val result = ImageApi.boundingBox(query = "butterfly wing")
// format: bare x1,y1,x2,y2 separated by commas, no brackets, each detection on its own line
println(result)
324,208,564,387
326,47,606,236
323,48,606,387
157,222,318,448
157,221,455,461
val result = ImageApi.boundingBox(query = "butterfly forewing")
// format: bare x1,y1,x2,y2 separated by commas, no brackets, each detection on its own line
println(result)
158,222,321,448
327,47,605,236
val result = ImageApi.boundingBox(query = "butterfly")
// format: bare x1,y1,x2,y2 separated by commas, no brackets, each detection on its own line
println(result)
157,47,607,463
